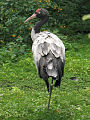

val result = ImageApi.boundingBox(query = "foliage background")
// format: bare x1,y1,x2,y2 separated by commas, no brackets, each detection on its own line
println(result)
0,0,90,44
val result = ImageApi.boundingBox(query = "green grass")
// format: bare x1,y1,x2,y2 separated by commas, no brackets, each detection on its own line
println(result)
0,34,90,120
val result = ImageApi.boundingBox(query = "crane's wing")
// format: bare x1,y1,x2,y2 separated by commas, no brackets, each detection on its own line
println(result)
38,42,50,56
37,42,64,58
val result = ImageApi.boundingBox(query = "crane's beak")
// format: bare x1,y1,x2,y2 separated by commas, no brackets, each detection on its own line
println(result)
24,13,36,23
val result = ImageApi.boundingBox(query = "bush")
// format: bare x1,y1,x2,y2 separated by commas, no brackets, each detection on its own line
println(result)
0,0,89,45
51,0,90,34
0,0,54,44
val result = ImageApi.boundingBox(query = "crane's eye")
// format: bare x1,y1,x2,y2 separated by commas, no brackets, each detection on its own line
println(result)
37,11,41,14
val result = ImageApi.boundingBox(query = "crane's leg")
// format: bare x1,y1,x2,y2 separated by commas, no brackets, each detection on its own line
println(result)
55,78,61,87
44,79,49,92
55,76,61,87
48,79,53,110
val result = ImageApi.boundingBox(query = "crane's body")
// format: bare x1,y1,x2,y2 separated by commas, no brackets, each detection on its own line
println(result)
24,8,65,110
31,28,65,91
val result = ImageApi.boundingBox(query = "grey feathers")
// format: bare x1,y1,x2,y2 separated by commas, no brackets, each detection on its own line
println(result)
38,50,64,79
37,41,65,80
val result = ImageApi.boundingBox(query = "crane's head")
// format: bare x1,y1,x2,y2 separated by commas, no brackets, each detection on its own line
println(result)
24,8,49,23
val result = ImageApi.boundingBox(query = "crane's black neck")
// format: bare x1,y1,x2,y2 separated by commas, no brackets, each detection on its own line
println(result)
34,16,49,34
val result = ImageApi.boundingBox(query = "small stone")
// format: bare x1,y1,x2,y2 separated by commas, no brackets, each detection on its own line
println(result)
70,77,78,81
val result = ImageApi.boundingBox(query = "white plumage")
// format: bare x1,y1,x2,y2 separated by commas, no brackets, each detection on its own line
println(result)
31,28,65,78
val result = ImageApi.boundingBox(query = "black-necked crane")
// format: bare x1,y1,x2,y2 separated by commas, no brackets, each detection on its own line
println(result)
24,8,65,110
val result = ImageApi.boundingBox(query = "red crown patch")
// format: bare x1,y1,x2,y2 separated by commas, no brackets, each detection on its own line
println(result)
36,8,41,13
